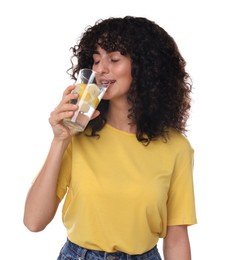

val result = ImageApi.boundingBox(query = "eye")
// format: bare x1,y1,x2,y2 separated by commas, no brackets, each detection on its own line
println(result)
93,60,100,65
92,53,100,65
111,58,119,63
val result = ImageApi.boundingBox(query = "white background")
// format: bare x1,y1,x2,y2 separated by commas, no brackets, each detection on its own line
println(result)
0,0,225,259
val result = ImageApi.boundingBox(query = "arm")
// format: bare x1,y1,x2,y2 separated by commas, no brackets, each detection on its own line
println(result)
163,225,191,260
23,85,100,232
23,85,78,232
23,138,70,232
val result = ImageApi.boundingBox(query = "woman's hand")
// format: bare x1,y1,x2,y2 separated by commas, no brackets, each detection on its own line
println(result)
49,85,100,140
49,85,79,140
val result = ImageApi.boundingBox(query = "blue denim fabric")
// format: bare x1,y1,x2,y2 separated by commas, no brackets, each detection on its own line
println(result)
57,239,162,260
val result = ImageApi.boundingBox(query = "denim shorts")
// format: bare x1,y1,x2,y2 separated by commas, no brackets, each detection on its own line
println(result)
57,239,162,260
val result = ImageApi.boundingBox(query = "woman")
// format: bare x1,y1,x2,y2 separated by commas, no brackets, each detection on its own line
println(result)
24,16,197,259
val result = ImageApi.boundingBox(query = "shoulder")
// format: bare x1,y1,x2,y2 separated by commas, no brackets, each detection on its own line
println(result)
165,129,194,156
167,128,192,146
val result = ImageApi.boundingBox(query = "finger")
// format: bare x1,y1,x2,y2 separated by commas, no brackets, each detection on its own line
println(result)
49,105,77,126
62,92,79,105
91,110,100,120
49,111,72,126
62,85,76,98
54,92,78,112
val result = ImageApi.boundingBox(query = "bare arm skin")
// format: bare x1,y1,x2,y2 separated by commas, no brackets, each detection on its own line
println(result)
163,225,191,260
23,86,78,231
23,85,100,232
23,138,70,232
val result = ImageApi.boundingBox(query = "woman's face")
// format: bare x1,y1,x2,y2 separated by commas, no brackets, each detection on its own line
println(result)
92,45,132,101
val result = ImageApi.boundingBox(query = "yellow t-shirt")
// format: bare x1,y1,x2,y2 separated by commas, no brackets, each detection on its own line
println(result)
56,124,197,254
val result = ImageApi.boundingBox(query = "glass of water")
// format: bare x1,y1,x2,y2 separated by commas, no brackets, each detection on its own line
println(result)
63,68,107,134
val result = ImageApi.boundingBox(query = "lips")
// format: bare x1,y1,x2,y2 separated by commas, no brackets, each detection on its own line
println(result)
100,80,116,87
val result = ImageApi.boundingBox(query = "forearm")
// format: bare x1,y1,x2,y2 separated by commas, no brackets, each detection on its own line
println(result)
23,138,70,231
163,225,191,260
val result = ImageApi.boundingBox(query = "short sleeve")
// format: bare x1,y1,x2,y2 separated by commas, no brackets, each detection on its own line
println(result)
56,142,72,201
167,142,197,226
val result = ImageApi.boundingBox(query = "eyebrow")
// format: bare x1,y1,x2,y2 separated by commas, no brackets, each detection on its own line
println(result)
93,50,100,55
93,50,121,56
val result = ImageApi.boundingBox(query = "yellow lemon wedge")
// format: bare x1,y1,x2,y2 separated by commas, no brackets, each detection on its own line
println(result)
73,83,87,97
90,96,100,108
88,84,100,97
80,102,90,113
84,92,91,102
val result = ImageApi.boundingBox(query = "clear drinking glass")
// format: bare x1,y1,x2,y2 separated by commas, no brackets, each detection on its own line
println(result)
63,68,107,134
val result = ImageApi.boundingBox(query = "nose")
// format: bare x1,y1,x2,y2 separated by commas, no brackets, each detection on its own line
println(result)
94,59,110,74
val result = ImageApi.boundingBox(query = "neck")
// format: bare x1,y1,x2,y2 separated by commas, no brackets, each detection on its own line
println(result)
106,101,136,133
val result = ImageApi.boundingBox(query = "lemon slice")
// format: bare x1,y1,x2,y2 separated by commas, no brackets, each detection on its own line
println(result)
84,92,91,102
88,84,100,97
73,83,87,97
90,96,100,108
80,102,90,113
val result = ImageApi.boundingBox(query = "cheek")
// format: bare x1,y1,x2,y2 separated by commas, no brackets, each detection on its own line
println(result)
118,64,132,84
123,78,132,92
122,71,132,88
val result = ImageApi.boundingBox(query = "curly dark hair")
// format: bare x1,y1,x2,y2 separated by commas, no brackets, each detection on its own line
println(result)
67,16,192,145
